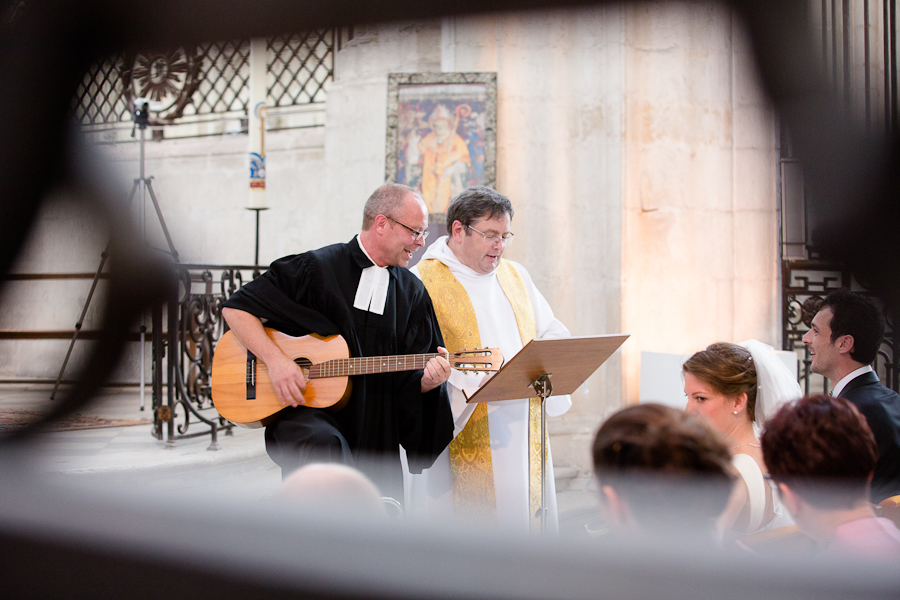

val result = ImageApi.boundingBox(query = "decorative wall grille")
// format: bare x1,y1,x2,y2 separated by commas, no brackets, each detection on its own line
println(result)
73,32,335,136
75,55,131,125
268,31,334,107
185,40,251,117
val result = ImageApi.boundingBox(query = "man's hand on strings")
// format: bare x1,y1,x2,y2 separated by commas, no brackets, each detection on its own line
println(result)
268,354,307,407
220,308,307,407
421,347,451,393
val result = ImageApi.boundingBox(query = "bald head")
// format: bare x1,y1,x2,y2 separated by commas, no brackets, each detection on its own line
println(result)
358,183,428,267
275,463,387,521
362,183,423,230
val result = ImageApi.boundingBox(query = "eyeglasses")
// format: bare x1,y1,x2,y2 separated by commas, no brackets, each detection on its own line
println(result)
467,224,515,245
386,216,428,242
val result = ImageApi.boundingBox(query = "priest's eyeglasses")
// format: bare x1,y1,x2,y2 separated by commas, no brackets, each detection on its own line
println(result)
386,216,429,242
467,224,515,245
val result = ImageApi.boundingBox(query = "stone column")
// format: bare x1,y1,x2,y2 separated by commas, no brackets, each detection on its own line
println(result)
621,2,778,402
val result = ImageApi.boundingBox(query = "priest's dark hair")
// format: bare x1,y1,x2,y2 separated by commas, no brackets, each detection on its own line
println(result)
592,404,734,532
446,186,514,231
362,183,420,230
819,289,885,365
761,394,877,509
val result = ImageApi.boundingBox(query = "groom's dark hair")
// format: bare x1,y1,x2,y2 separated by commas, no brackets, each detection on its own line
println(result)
820,289,884,365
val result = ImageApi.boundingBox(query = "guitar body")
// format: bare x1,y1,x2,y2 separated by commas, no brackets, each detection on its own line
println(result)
211,329,352,428
212,327,502,428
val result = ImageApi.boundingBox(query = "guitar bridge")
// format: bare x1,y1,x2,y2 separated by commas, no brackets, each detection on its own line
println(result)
246,350,257,400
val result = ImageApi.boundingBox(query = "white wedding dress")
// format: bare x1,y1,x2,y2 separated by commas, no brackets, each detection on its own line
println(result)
732,453,793,533
735,340,803,534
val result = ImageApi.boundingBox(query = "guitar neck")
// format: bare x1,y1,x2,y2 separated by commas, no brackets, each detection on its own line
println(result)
306,353,440,378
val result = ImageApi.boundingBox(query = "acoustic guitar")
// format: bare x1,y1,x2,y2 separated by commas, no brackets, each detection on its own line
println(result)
211,328,503,427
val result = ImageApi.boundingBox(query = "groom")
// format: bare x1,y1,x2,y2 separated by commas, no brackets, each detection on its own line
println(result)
802,289,900,503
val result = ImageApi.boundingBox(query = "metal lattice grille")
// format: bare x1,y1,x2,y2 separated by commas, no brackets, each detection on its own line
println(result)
74,55,131,125
73,33,334,130
268,31,333,107
187,40,250,116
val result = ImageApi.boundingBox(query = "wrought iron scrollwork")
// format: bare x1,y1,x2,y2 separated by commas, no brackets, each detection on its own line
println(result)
781,261,848,395
151,264,264,448
782,260,897,394
220,268,244,300
785,296,803,326
799,296,824,328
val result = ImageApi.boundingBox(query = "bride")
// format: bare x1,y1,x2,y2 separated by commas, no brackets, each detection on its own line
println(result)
682,340,802,537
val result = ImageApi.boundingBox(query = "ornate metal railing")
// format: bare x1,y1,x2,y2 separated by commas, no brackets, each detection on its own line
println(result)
1,265,264,448
782,260,848,394
151,264,265,449
782,260,898,394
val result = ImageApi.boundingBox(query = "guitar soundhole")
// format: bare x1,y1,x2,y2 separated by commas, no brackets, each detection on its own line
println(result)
295,358,313,369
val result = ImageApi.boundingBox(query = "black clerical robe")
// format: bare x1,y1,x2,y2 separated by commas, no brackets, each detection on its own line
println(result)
223,237,453,497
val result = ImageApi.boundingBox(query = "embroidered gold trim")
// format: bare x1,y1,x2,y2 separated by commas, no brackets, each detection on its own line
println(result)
494,261,543,531
420,258,544,530
419,259,495,521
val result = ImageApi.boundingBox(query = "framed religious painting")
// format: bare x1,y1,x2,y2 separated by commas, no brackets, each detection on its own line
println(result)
385,72,497,229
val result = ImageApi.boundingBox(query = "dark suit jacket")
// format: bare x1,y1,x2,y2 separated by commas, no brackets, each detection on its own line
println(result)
839,371,900,503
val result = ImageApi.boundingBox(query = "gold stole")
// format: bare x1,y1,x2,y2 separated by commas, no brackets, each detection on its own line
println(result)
419,258,543,529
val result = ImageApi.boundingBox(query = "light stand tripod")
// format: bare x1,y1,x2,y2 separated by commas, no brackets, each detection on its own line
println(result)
51,99,179,409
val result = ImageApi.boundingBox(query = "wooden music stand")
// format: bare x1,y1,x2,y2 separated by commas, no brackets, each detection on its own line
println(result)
463,334,630,532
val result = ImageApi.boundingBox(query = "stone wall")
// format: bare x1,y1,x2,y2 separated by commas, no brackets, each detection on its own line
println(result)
621,3,779,408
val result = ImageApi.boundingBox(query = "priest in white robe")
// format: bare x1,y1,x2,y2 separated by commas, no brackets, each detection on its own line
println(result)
402,186,571,533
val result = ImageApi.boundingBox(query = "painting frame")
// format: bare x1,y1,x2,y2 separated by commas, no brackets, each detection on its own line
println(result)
385,72,497,221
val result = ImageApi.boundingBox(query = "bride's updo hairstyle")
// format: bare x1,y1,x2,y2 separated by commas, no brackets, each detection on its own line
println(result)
683,343,758,422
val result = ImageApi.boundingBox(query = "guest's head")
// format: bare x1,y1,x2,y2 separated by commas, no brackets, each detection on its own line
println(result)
360,183,428,268
275,463,388,521
802,289,885,381
682,343,757,433
446,187,514,274
592,404,735,540
761,394,876,515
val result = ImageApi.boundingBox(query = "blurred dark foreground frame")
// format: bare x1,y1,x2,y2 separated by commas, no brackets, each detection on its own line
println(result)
1,0,900,598
2,449,899,600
